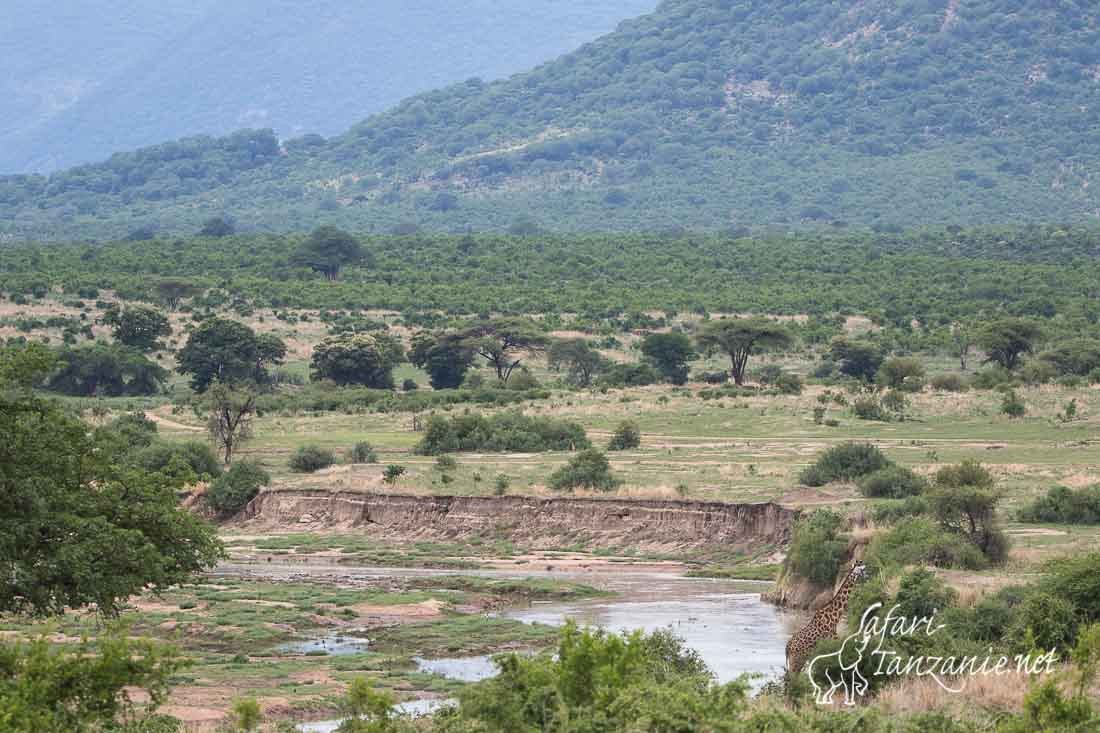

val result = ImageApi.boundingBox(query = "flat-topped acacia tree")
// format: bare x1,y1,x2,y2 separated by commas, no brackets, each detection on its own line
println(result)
696,317,793,386
457,317,550,384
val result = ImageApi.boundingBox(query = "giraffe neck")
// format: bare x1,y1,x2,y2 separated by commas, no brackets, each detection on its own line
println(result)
816,571,857,631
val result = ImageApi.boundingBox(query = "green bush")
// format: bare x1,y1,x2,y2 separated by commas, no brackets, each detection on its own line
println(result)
1001,390,1027,417
289,445,337,473
348,441,378,464
799,442,891,487
548,449,620,492
134,440,223,481
870,495,930,524
206,461,270,516
787,510,848,585
930,373,967,392
772,371,804,395
1007,592,1079,655
852,395,889,421
866,517,988,570
415,411,590,455
506,368,541,391
1040,552,1100,623
383,464,406,485
1019,485,1100,524
857,466,928,499
607,420,641,451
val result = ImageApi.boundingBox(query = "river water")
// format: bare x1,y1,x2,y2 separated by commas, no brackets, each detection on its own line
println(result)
212,563,800,731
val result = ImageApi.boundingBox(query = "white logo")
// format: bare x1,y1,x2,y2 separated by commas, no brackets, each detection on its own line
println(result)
807,603,1059,706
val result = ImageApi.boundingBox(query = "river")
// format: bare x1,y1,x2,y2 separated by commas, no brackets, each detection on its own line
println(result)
213,563,801,731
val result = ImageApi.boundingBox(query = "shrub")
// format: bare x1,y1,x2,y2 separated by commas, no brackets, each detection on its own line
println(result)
1000,390,1027,418
893,567,957,620
1008,592,1080,654
799,442,891,486
787,510,847,585
870,495,930,523
134,440,222,481
1040,552,1100,622
597,362,661,388
289,445,337,473
607,420,641,451
866,517,988,570
348,441,378,464
773,371,803,395
930,373,967,392
435,454,458,471
506,368,541,391
930,461,1009,564
414,411,590,455
206,461,270,516
548,449,620,492
857,466,929,499
971,367,1014,389
1019,485,1100,524
493,474,511,495
383,464,406,485
877,357,926,392
402,378,419,392
852,395,889,421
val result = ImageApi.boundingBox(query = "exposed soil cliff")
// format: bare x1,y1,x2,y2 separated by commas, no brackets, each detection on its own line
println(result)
237,490,798,554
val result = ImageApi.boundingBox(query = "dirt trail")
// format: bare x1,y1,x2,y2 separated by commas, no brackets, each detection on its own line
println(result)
144,410,205,432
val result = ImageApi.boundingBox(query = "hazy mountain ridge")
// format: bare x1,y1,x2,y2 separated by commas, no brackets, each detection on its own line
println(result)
0,0,657,173
2,0,1098,239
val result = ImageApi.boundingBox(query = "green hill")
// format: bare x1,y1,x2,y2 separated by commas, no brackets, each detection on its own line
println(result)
3,0,1099,239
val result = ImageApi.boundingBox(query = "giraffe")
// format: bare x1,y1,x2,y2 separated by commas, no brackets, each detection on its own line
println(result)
785,560,870,676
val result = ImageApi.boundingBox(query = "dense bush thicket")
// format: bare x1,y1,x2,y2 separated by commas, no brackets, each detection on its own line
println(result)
415,411,590,455
206,462,270,517
1019,485,1100,525
799,442,891,487
288,445,337,473
786,510,848,585
547,449,620,493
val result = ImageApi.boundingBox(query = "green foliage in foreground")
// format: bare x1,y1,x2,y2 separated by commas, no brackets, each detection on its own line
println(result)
0,344,224,616
799,442,891,487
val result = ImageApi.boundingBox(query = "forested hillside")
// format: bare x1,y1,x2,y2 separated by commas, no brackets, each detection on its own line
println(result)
0,0,656,173
2,0,1099,239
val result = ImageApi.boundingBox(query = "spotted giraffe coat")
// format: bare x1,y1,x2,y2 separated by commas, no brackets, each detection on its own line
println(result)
785,561,869,675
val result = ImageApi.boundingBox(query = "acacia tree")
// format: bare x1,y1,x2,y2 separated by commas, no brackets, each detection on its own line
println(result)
101,304,172,351
978,318,1043,370
696,318,792,386
409,332,475,389
154,278,199,309
828,337,884,381
458,318,550,383
204,380,257,464
310,333,405,388
548,338,607,387
291,226,368,281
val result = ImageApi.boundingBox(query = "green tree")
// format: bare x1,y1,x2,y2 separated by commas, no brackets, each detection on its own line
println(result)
101,305,172,351
176,317,285,392
930,461,1008,563
199,215,235,238
607,420,641,451
639,331,695,385
154,278,199,309
828,337,884,381
876,356,926,391
291,226,367,280
978,318,1044,371
548,338,607,387
45,343,167,397
696,318,792,386
458,318,550,383
310,333,405,388
0,343,224,617
408,332,475,390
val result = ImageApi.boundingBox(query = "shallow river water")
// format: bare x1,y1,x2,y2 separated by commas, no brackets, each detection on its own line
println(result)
214,563,801,731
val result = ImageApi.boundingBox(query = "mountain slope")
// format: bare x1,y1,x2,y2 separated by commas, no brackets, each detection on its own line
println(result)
2,0,1099,239
0,0,657,173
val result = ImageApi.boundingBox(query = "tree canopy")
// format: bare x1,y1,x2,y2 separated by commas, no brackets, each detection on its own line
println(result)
176,317,286,391
291,226,367,280
696,318,792,386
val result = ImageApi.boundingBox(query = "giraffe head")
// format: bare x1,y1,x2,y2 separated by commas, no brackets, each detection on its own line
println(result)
849,560,869,581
